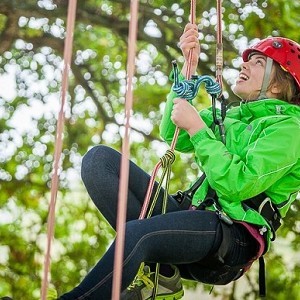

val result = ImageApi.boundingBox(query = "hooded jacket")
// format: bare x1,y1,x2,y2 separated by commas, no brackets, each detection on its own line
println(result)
160,89,300,245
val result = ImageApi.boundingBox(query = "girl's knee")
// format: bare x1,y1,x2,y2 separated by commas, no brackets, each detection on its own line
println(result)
81,145,120,182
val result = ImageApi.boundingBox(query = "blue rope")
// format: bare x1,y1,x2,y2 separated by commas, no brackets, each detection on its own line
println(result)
172,60,221,101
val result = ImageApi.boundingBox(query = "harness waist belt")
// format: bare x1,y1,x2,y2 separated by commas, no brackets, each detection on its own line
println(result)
243,193,282,232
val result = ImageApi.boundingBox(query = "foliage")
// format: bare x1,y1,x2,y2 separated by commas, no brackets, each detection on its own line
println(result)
0,0,299,298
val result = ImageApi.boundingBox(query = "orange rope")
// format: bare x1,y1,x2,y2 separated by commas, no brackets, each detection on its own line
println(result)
111,0,139,299
41,1,77,300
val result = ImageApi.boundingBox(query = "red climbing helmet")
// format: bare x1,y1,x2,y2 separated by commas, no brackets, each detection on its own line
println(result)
242,37,300,88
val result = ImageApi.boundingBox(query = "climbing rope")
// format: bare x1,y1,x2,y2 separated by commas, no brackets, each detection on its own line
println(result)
138,2,198,297
111,1,140,299
140,5,224,221
146,150,176,218
41,1,77,300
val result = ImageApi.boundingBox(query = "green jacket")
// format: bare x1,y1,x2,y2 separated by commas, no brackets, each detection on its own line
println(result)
160,89,300,245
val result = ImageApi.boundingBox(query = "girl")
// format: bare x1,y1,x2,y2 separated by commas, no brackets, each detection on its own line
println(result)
57,24,300,299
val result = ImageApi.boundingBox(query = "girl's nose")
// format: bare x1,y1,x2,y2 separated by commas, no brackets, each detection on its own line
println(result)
241,61,249,70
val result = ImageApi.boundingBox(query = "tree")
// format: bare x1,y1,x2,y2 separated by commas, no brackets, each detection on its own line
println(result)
0,0,299,299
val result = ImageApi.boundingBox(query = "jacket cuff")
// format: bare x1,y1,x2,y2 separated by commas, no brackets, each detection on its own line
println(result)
190,127,216,146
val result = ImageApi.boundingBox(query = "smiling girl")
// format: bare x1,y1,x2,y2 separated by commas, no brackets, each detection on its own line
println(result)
29,24,300,300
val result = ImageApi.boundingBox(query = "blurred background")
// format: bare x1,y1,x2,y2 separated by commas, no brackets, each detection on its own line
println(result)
0,0,299,299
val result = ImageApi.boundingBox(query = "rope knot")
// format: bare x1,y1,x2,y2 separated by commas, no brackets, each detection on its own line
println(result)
172,79,197,101
200,75,222,96
160,150,175,168
171,61,222,101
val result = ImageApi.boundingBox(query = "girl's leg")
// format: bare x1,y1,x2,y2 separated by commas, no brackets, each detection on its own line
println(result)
81,145,181,229
60,210,223,299
61,145,258,299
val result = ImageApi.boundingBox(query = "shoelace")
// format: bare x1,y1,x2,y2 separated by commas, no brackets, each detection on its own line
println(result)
127,263,154,290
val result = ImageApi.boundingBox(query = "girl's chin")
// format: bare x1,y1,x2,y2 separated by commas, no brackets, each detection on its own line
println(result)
232,90,257,102
232,86,257,100
232,86,244,98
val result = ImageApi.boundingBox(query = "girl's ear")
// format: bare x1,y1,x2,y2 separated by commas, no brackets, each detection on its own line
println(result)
270,84,281,95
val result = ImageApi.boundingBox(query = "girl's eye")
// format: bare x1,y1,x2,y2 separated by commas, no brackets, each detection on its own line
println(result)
256,59,264,66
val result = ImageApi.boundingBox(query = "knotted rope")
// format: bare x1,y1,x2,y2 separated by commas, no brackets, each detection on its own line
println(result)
171,60,222,100
146,150,176,218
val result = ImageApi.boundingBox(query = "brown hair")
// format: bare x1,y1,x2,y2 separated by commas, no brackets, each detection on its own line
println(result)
269,62,300,105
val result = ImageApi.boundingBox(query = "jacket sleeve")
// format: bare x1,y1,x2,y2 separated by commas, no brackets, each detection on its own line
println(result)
159,89,195,153
190,116,300,202
159,86,216,153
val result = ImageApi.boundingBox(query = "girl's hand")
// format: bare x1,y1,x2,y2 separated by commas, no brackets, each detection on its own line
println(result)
171,98,205,136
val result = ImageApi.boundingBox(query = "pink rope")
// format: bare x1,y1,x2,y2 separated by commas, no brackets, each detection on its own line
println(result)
186,0,197,79
40,1,77,299
139,161,162,219
140,0,197,216
111,0,139,299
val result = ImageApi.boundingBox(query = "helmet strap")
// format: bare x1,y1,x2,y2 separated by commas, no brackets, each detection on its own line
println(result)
258,57,273,99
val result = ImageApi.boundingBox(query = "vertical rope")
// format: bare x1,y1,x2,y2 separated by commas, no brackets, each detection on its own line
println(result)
41,1,77,300
111,0,139,299
216,0,223,88
140,1,197,219
186,0,197,81
170,0,196,151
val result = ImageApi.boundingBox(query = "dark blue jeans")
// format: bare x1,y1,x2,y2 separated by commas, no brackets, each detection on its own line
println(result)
60,145,258,299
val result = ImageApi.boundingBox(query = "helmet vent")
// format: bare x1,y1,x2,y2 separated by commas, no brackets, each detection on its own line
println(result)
273,41,283,48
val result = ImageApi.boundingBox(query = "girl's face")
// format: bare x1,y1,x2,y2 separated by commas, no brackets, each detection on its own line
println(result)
233,53,268,101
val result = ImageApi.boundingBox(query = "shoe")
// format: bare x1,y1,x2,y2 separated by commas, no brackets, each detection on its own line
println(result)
121,263,184,300
47,286,58,300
